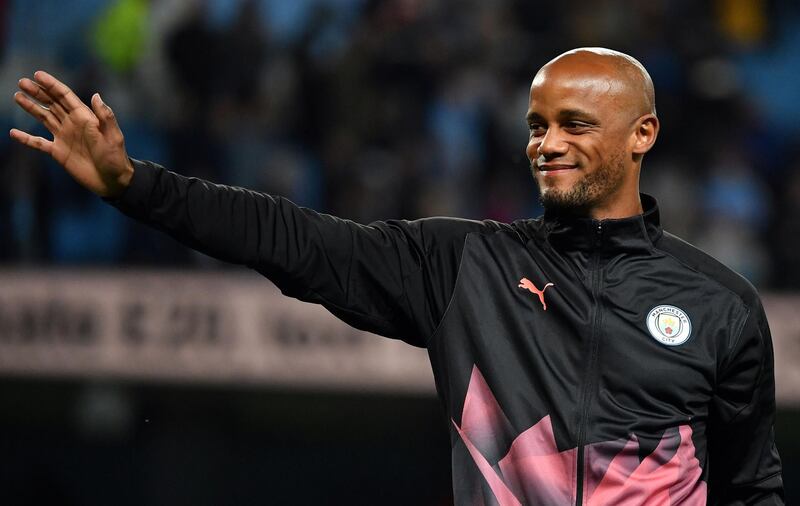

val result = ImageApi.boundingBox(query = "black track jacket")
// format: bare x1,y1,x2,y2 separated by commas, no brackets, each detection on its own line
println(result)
112,160,784,505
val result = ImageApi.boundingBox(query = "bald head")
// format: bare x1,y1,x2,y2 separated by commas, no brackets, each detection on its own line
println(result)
525,47,661,219
534,47,656,118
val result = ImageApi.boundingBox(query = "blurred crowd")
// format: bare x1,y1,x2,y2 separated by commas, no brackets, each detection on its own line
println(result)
1,0,799,288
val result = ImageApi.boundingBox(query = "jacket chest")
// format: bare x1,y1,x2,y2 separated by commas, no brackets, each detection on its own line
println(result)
436,235,721,418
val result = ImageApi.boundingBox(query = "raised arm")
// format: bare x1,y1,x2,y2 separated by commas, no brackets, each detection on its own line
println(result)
112,159,482,345
11,72,497,346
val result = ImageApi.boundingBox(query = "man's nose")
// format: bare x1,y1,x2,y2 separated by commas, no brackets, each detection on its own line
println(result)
538,128,568,158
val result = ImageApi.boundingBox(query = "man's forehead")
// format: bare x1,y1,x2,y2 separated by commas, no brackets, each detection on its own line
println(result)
532,54,625,92
528,66,629,111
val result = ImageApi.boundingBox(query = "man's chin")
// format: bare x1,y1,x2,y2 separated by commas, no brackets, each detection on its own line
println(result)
539,189,592,216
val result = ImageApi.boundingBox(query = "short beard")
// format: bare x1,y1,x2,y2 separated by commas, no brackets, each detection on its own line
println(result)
533,150,627,216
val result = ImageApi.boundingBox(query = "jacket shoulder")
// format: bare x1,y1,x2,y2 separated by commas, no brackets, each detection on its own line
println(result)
386,216,522,251
654,231,760,309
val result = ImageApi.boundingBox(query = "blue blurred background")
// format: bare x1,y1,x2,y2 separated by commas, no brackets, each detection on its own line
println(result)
1,0,799,504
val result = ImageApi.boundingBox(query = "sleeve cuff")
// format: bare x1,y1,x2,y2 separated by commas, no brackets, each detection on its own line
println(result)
104,158,160,213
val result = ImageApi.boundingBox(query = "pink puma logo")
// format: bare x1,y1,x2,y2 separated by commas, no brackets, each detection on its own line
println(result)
518,277,554,311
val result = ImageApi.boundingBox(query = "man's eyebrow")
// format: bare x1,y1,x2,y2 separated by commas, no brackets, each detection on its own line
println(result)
526,111,544,123
525,109,600,123
557,109,600,123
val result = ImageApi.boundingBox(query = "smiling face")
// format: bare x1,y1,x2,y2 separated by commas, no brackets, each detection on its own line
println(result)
525,49,659,219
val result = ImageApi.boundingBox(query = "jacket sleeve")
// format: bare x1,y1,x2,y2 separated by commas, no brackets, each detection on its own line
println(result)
708,298,784,505
109,160,493,346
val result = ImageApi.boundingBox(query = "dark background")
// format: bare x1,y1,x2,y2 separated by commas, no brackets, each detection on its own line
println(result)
1,0,799,504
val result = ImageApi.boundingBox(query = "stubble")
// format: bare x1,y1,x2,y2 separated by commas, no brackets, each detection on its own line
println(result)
533,150,627,215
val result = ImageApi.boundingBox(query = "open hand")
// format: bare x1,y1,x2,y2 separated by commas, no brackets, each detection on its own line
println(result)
10,71,134,198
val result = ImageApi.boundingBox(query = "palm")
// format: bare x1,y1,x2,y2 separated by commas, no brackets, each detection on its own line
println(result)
10,71,133,197
51,110,112,191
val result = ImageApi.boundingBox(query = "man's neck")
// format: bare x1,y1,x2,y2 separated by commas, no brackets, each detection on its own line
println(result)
588,197,644,220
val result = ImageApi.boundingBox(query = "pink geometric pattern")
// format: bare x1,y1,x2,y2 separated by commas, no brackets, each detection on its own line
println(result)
452,365,708,505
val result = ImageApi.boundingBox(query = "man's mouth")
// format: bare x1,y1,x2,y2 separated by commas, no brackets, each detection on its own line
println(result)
537,164,578,174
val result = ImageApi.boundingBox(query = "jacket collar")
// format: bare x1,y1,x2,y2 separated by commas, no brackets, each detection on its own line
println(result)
541,194,662,253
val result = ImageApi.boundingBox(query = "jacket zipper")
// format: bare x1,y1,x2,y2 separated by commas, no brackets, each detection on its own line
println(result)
575,222,604,506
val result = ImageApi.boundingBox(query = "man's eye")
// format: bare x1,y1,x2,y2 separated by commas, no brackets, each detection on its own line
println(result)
528,124,545,135
565,121,590,131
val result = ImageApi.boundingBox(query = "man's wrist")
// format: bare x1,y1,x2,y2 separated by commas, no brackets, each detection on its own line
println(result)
117,157,135,189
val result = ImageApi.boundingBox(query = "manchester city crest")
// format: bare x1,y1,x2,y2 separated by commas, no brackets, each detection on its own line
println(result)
646,305,692,346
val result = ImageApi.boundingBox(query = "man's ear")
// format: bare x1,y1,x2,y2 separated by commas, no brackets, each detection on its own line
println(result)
632,114,659,155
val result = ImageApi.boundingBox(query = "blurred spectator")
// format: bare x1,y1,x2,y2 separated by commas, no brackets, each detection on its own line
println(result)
90,0,149,74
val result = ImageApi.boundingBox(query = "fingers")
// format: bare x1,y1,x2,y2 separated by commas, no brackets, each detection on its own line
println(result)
32,70,84,113
14,91,60,134
9,128,53,155
90,93,123,142
18,78,53,105
18,77,67,122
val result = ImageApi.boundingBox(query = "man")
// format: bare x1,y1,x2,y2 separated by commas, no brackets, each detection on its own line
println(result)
11,48,783,504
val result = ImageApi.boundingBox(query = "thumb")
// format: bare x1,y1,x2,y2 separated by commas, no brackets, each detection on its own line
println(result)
91,93,122,138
